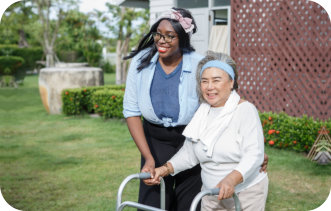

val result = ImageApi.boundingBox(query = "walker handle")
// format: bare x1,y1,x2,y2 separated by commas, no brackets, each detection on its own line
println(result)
138,172,152,179
189,188,241,211
210,188,220,195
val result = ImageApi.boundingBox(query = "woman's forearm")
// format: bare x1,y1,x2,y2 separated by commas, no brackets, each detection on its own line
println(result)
216,170,243,200
224,170,243,186
126,116,153,161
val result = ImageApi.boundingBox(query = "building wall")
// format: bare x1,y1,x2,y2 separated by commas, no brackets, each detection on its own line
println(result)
149,0,175,24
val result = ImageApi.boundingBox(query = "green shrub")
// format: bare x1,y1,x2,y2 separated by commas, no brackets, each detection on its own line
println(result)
0,56,25,76
83,85,125,113
101,61,116,73
260,112,331,152
61,89,83,115
0,45,43,82
82,42,102,67
0,45,43,71
62,84,125,115
92,89,124,118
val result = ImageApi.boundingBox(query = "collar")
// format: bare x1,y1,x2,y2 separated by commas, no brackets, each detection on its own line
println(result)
150,51,192,73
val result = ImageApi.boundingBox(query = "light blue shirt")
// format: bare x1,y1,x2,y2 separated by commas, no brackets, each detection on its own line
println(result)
123,49,203,127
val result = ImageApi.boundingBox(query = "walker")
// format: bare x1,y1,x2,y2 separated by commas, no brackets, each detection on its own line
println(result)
116,172,241,211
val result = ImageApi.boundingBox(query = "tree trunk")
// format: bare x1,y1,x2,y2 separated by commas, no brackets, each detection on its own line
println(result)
121,35,131,83
18,29,29,48
45,45,55,67
115,39,122,85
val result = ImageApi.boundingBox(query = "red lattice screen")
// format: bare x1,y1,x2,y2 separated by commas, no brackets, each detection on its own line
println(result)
231,0,330,120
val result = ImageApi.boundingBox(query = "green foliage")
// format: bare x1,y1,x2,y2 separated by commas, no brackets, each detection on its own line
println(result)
0,45,43,82
101,4,149,42
56,10,102,64
62,85,125,115
260,112,331,152
101,61,116,73
0,1,39,46
96,4,149,82
82,41,103,67
0,75,16,87
0,56,25,76
61,89,83,115
92,90,124,118
0,45,43,69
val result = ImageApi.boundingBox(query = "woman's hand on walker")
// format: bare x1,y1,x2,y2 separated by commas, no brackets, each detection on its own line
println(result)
141,158,156,186
150,162,174,185
260,153,268,173
216,178,236,200
150,167,166,185
216,170,243,200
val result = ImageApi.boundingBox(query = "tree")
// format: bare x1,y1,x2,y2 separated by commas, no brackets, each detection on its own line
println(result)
31,0,77,67
97,4,149,84
56,10,102,65
0,1,39,46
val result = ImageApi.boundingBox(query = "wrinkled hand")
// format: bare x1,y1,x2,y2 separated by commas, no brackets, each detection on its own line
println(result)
260,153,268,173
150,166,168,185
141,159,155,186
216,177,236,200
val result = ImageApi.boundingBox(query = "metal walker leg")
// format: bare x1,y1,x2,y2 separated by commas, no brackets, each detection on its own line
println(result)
116,172,166,211
190,188,241,211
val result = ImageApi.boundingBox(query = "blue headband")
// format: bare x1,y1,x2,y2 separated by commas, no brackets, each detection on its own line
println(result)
200,60,235,80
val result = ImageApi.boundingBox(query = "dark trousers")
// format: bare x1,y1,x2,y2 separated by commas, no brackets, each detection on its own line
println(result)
138,120,202,211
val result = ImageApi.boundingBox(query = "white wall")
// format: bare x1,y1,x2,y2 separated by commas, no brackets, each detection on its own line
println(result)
149,0,175,24
189,8,210,55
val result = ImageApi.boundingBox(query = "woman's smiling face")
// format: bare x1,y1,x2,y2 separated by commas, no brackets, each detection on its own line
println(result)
154,20,181,59
200,67,234,107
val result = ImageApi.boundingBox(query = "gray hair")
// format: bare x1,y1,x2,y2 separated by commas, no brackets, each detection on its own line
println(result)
196,51,238,103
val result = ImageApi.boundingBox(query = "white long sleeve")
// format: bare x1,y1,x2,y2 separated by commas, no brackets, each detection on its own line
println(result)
233,102,264,182
169,138,200,175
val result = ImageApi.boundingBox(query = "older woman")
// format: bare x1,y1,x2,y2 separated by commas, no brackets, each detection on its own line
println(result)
151,51,269,211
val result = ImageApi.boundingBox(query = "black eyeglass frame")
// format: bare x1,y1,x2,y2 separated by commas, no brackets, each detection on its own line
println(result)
152,32,177,43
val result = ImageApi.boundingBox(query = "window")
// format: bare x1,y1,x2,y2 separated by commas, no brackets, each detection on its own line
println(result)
213,9,228,25
212,0,231,7
177,0,208,8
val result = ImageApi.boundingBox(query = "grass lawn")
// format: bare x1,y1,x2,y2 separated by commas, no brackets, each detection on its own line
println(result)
0,74,330,211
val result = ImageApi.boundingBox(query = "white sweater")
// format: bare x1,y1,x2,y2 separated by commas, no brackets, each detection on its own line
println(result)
169,102,267,193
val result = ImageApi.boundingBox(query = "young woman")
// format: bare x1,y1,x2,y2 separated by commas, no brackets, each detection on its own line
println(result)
123,8,203,210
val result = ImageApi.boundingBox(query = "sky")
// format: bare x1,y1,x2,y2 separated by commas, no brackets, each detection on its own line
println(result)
78,0,116,13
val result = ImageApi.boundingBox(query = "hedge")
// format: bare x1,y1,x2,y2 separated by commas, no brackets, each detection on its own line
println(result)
0,45,43,82
0,45,43,71
260,112,331,152
62,88,84,115
0,56,25,75
92,89,124,118
62,84,125,115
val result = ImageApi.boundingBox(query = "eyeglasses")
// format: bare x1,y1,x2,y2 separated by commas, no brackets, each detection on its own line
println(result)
152,32,177,43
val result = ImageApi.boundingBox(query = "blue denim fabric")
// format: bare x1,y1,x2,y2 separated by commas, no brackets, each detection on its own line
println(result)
123,48,203,127
150,60,182,123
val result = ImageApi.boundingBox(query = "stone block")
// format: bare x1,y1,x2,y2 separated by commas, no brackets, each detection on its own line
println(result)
39,67,104,114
